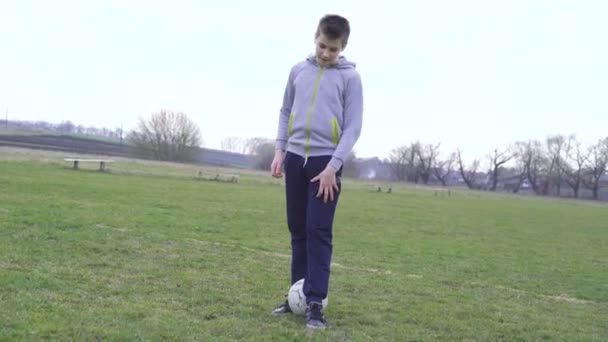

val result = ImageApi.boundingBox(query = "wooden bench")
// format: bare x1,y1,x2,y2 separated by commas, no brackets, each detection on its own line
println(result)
64,158,114,172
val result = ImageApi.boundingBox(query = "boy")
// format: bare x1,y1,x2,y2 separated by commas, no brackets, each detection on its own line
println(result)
270,14,363,330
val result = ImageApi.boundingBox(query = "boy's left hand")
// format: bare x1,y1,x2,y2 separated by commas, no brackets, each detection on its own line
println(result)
311,166,340,203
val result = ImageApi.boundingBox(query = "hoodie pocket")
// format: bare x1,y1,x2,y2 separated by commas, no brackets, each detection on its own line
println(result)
331,117,341,146
288,112,295,136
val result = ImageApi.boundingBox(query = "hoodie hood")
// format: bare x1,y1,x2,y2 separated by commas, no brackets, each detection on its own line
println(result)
306,54,356,69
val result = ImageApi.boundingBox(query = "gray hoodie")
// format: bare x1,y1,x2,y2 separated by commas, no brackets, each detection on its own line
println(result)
275,55,363,170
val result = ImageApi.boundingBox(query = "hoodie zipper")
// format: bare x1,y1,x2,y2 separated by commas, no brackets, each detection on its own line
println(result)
303,66,325,166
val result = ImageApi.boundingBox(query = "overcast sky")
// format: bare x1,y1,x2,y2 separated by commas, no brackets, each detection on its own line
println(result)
1,0,607,160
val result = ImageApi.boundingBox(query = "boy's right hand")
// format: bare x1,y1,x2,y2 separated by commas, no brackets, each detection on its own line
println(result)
270,150,285,178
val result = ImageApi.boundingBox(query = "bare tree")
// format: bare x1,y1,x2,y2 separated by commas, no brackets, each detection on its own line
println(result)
512,143,525,191
416,142,440,185
510,142,530,193
488,146,515,191
388,144,419,182
582,137,608,200
546,135,568,196
57,120,75,134
457,149,480,190
221,137,247,154
86,126,99,136
515,140,544,194
342,151,360,178
433,152,456,187
248,138,275,170
115,126,124,145
559,135,589,198
388,145,409,182
244,137,273,155
129,110,202,162
407,142,422,183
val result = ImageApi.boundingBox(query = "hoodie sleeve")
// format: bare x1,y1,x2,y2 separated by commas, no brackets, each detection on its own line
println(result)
328,71,363,171
275,66,297,151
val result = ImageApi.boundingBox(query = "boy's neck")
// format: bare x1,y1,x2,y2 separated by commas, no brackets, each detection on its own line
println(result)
315,56,341,68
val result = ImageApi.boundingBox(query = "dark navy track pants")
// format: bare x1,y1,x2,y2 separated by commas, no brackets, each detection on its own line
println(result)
284,151,342,304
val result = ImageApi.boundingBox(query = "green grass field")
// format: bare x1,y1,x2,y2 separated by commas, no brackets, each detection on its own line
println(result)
1,149,607,340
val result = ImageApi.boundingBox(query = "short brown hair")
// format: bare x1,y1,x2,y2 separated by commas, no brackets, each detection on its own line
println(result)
316,15,350,47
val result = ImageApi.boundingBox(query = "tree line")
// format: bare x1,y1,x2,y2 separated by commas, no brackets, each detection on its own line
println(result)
4,112,607,200
385,135,608,200
1,118,124,141
2,111,201,162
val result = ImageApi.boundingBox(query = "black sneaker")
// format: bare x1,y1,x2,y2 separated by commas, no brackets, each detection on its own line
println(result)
271,300,292,315
305,302,327,330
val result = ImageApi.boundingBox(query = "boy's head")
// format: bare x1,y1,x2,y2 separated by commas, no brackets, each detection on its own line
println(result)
314,15,350,67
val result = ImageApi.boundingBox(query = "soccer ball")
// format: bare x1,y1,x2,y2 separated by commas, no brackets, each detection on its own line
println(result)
287,278,328,315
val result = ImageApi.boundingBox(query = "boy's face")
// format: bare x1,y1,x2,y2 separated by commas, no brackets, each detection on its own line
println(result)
314,32,344,67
